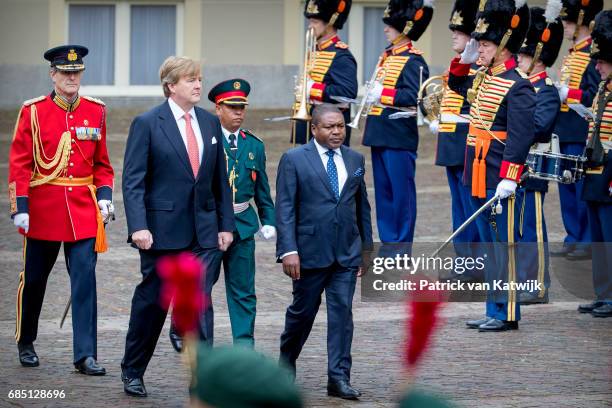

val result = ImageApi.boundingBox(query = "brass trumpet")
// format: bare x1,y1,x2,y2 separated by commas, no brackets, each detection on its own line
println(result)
347,56,385,129
417,75,446,122
292,27,317,121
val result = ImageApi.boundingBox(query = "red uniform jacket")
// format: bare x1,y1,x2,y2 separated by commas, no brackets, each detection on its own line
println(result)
8,92,114,242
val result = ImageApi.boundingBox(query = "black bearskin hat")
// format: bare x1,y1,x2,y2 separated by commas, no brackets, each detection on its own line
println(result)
472,0,530,54
449,0,479,35
519,6,564,67
382,0,435,42
304,0,352,30
560,0,603,26
591,10,612,62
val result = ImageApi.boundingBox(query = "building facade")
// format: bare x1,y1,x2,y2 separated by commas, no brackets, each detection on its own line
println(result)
1,0,610,109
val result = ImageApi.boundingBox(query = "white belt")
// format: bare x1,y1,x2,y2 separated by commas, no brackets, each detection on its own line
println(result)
233,201,250,214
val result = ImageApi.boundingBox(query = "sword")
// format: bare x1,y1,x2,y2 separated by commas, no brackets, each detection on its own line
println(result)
430,194,500,259
60,298,71,328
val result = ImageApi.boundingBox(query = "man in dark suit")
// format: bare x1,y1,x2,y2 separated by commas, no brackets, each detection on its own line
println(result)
276,104,373,400
120,56,235,397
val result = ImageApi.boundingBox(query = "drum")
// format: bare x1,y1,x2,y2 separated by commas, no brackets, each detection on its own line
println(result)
525,150,586,184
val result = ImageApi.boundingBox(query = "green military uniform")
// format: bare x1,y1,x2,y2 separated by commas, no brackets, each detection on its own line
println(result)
208,79,275,346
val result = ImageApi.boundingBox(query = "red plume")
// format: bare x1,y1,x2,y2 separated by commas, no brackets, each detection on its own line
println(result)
404,286,443,368
158,252,205,335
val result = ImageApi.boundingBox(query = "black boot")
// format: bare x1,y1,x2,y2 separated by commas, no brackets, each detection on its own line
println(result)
18,343,39,367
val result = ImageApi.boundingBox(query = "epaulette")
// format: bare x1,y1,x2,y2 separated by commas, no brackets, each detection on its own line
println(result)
82,95,106,106
408,48,424,55
515,68,528,79
240,128,263,143
23,96,46,106
545,77,553,86
335,41,349,50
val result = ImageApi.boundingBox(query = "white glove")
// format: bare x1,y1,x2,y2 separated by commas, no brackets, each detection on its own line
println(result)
495,179,517,199
306,79,315,100
97,200,114,223
609,182,612,197
259,225,276,240
557,85,569,102
366,82,384,105
459,39,479,64
13,213,29,233
428,119,439,135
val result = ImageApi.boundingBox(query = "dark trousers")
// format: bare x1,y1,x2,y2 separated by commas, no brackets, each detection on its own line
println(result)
558,142,591,249
515,188,550,294
371,147,417,243
16,237,97,363
121,243,221,378
446,165,480,258
470,191,521,321
280,263,357,382
586,201,612,302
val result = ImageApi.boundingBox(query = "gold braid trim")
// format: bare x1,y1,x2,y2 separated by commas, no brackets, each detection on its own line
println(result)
29,104,71,187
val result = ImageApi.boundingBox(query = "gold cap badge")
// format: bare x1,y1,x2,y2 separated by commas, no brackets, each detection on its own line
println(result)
233,81,241,90
67,49,78,62
383,6,390,18
475,18,489,34
306,0,319,14
451,11,463,26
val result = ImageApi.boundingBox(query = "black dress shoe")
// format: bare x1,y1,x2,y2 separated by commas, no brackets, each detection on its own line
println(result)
592,303,612,318
520,291,549,305
565,248,591,261
466,317,491,329
549,245,574,257
18,343,39,367
578,300,606,313
478,319,519,332
169,326,183,353
122,373,147,397
75,356,106,376
327,380,361,400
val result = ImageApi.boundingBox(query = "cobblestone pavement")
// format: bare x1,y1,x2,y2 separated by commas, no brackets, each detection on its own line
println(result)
0,109,610,407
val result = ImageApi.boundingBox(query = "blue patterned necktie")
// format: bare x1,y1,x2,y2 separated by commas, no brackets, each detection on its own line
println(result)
325,150,340,200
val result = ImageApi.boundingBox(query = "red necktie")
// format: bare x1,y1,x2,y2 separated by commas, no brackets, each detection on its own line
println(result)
184,113,200,176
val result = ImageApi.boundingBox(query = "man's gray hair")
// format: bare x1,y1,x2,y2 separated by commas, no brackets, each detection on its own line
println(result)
311,103,344,126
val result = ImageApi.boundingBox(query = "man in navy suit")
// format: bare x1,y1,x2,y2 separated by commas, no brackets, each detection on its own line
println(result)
120,56,235,397
276,104,372,400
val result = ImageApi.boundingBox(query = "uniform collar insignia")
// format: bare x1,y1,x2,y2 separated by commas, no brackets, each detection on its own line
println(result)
528,70,548,84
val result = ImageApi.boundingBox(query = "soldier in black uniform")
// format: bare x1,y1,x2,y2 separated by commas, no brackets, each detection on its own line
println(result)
515,5,564,304
448,0,535,331
550,0,603,259
293,0,357,146
577,10,612,318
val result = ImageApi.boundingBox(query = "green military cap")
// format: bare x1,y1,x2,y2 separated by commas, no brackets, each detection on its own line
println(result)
399,389,456,408
191,345,303,408
208,78,251,105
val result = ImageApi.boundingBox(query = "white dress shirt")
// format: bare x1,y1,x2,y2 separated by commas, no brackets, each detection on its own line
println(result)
313,139,347,193
168,97,204,160
221,126,240,148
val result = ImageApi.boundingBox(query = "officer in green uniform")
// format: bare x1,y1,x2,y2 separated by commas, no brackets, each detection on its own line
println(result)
207,78,276,346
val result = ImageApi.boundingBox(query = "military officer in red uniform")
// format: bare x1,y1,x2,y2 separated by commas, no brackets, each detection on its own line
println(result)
8,45,114,374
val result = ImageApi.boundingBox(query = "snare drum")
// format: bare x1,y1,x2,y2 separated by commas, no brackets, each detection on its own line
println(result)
525,150,586,184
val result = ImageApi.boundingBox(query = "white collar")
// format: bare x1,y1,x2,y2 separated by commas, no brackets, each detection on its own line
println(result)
313,139,342,157
221,126,240,140
168,97,196,122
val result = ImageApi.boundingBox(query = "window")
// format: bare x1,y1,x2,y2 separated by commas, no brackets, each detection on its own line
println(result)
69,5,115,85
362,7,388,83
130,5,176,85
